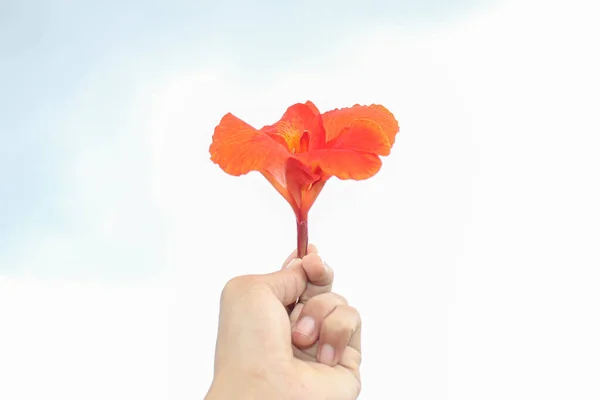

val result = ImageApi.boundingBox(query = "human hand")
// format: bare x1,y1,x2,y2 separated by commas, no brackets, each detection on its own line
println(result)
205,245,362,400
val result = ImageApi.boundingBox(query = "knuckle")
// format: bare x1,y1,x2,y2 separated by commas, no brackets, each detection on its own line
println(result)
324,316,350,334
328,264,334,280
305,252,321,263
323,305,361,335
306,292,347,310
220,277,241,302
344,305,362,332
354,350,363,367
345,305,361,324
304,255,325,275
220,275,258,302
330,292,348,305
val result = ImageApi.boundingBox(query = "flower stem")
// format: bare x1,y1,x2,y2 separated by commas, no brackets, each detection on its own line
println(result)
296,219,308,258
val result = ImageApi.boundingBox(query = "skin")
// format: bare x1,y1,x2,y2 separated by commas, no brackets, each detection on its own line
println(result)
205,245,362,400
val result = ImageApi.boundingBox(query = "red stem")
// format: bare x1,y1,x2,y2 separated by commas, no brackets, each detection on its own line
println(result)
284,218,308,312
296,219,308,258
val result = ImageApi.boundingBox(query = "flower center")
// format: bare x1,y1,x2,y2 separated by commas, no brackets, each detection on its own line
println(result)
291,131,310,154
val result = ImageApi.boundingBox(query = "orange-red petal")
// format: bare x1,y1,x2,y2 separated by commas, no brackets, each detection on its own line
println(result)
301,179,326,217
209,113,289,176
322,104,399,147
285,158,320,217
260,101,326,153
261,170,299,214
325,119,391,156
298,150,382,180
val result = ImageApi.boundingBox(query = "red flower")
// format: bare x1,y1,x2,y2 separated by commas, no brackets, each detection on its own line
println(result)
209,101,399,257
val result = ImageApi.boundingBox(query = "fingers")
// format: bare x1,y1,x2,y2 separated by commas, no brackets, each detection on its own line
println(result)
291,292,348,346
222,258,308,307
262,258,308,306
298,253,334,303
286,251,334,318
281,244,318,269
282,245,330,314
291,292,362,367
318,305,362,367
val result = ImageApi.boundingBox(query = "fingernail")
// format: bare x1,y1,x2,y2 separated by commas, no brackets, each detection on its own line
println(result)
324,260,333,273
319,344,335,365
286,258,300,269
293,316,315,337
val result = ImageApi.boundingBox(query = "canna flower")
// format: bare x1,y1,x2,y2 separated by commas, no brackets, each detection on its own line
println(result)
209,101,399,258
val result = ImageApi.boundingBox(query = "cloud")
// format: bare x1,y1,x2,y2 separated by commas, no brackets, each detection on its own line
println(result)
1,52,168,280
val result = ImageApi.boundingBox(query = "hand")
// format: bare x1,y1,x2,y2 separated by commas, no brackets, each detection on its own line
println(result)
205,245,362,400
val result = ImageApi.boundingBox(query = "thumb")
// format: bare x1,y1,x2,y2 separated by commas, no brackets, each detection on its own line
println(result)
258,258,308,305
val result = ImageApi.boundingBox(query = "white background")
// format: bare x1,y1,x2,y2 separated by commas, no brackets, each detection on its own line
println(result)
1,0,599,399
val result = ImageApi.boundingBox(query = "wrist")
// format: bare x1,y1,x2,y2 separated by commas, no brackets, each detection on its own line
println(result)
205,367,291,400
205,382,285,400
205,386,277,400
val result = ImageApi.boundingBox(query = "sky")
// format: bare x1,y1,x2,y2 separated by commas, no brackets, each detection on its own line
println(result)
0,0,491,280
1,0,599,399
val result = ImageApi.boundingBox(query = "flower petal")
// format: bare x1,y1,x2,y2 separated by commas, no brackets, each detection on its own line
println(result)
285,158,320,219
260,101,326,153
298,150,382,180
301,179,326,217
325,119,391,156
261,170,299,214
322,104,399,147
286,158,320,190
210,113,289,176
300,117,390,180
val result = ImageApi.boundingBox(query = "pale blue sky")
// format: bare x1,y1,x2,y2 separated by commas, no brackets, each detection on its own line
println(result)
0,0,492,279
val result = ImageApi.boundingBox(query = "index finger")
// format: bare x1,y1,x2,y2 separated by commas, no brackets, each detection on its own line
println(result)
298,253,334,303
281,244,319,269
